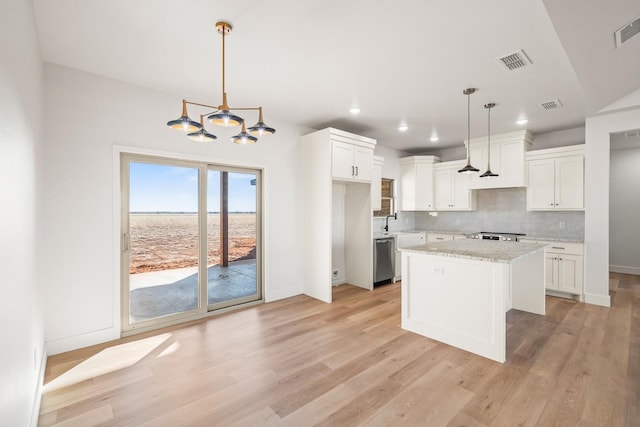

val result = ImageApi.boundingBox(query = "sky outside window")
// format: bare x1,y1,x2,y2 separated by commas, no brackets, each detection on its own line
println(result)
129,162,256,213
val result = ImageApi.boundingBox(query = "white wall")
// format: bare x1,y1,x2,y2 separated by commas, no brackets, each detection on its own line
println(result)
531,127,584,150
585,94,640,307
374,144,411,180
332,183,346,285
609,145,640,274
42,64,306,354
0,1,46,426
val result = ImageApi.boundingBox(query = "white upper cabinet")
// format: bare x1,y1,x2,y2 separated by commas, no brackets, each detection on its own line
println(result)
399,156,440,211
467,130,533,189
434,160,476,211
332,141,373,182
371,156,384,211
527,145,584,211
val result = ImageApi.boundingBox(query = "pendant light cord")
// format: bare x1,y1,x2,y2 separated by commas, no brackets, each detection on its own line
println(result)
467,92,471,161
221,26,226,99
487,106,491,169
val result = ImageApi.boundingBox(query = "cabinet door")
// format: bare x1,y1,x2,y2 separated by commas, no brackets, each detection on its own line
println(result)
331,141,355,180
545,253,558,290
452,171,472,209
558,254,583,294
434,169,453,210
555,155,584,209
415,163,435,210
527,159,555,209
400,163,417,210
499,141,524,183
353,146,372,181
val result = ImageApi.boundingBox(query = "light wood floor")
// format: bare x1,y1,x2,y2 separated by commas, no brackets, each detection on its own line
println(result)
39,274,639,426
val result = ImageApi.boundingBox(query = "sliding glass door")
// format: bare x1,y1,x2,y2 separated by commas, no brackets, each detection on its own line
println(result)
121,154,261,334
206,169,260,310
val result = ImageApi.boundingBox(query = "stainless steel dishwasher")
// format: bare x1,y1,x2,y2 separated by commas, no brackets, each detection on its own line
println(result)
374,237,395,285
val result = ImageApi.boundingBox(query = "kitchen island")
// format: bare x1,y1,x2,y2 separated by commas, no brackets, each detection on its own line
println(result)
400,239,546,363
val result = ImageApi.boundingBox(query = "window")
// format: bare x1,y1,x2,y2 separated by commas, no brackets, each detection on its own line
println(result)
374,178,394,217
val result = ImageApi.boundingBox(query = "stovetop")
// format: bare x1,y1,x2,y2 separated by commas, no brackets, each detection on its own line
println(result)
469,231,526,242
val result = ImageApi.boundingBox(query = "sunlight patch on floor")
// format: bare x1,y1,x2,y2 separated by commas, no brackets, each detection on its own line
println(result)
44,333,172,392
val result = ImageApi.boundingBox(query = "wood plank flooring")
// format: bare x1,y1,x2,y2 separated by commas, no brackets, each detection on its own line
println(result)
39,273,640,426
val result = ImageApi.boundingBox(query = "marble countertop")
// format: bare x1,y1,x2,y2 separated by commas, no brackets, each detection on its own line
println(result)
400,239,547,263
519,235,584,243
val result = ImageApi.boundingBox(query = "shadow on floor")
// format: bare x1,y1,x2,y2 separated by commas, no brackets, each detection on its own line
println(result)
129,259,257,323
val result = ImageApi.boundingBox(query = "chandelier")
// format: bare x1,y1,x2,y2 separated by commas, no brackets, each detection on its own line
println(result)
167,21,276,144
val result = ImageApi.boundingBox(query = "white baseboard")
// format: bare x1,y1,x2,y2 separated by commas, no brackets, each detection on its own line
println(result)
584,292,611,307
609,265,640,275
46,326,120,356
29,346,48,427
265,286,302,302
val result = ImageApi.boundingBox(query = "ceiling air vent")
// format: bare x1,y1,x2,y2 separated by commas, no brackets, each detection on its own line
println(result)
495,49,532,71
539,99,563,110
615,15,640,48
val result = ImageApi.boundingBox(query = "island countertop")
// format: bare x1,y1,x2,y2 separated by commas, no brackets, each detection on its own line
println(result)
400,239,547,263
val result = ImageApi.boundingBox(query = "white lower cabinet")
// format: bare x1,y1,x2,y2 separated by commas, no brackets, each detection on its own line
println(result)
523,239,583,300
394,232,426,280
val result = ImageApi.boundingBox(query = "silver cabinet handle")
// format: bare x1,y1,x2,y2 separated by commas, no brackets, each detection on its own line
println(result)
552,246,565,250
355,166,359,176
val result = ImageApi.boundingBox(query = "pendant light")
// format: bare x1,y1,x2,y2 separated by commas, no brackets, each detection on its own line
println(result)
166,21,276,143
231,120,258,144
187,115,218,142
458,88,480,173
480,103,499,178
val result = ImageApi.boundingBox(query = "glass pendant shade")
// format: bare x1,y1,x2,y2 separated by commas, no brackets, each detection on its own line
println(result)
231,121,258,144
187,115,217,142
248,121,276,136
167,100,202,132
248,107,276,136
208,109,243,127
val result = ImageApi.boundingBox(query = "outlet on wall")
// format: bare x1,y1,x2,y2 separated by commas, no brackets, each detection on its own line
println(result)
559,221,566,230
332,269,339,278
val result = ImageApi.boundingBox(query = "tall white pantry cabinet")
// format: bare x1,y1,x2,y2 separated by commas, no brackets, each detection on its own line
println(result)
300,128,376,303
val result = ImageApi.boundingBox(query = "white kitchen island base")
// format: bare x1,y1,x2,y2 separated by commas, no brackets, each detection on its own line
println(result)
401,241,545,363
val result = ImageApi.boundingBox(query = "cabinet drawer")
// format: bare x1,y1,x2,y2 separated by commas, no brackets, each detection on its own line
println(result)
520,240,583,255
427,233,455,242
545,242,583,255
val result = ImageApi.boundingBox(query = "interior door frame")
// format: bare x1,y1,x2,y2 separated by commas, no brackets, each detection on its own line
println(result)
119,152,264,336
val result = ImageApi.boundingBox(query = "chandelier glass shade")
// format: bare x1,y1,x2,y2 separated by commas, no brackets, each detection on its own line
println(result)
187,115,218,142
166,21,275,143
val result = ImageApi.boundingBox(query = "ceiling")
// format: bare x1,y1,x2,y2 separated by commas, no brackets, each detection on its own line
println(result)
32,0,640,153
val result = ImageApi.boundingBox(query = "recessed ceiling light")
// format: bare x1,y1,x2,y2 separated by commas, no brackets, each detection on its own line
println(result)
350,107,361,114
398,124,409,132
516,119,528,125
430,136,439,142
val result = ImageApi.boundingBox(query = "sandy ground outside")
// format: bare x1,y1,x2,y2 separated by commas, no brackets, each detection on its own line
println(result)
129,213,256,275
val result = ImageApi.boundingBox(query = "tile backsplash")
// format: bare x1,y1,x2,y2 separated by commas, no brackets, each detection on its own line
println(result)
410,188,584,240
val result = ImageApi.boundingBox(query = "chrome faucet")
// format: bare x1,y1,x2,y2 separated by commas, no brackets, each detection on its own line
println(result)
384,213,397,232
